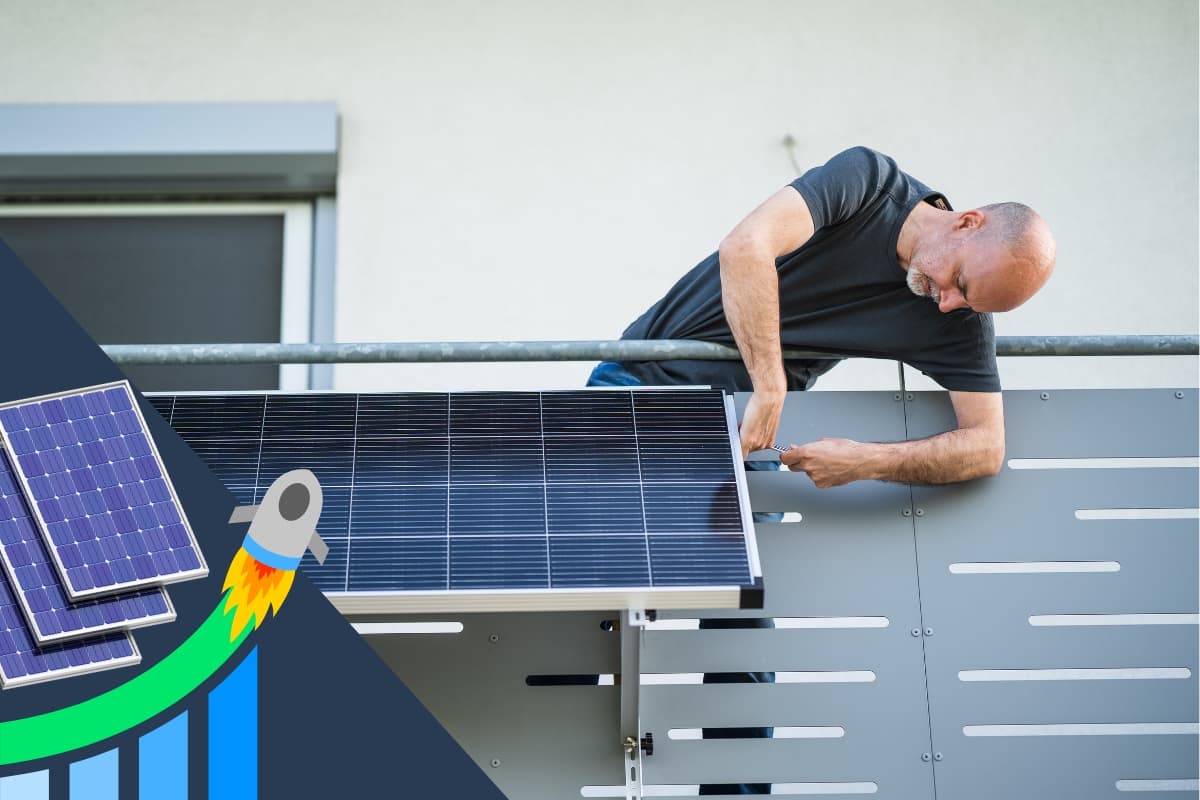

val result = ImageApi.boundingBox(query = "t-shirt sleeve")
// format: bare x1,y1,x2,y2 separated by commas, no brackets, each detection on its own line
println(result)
911,312,1002,393
789,146,887,230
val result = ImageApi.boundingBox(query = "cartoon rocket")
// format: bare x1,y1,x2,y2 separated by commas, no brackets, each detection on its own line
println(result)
222,469,329,642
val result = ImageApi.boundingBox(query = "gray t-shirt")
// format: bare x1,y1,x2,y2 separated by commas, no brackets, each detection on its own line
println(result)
619,146,1000,393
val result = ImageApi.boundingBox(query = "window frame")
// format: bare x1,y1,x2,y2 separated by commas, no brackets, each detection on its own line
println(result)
0,201,315,390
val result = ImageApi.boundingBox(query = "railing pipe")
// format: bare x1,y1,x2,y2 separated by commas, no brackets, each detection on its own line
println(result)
101,335,1199,366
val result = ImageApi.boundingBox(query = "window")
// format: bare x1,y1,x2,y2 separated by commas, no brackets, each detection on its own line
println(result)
0,203,314,392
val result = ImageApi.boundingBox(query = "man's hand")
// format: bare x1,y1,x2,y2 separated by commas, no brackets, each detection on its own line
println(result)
780,438,870,488
779,391,1006,488
738,390,786,460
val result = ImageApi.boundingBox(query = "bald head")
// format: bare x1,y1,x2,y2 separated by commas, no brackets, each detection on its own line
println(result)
903,199,1057,314
972,202,1056,311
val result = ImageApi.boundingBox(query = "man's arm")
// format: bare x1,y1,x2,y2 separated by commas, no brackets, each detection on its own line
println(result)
719,187,816,459
780,390,1005,488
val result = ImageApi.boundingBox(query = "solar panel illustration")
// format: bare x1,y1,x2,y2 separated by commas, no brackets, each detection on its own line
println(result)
0,382,208,600
152,389,762,613
0,567,140,689
0,449,175,644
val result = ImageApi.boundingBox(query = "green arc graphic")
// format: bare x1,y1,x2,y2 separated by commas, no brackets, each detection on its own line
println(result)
0,597,250,766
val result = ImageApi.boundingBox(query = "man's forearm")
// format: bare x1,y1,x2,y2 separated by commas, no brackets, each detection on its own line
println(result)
718,241,789,456
718,242,785,393
716,187,817,456
857,427,1004,484
785,425,1005,488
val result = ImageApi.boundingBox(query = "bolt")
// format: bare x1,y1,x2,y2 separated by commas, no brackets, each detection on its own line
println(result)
902,508,912,517
922,752,932,762
911,628,921,637
915,508,925,517
924,628,933,637
1040,392,1050,400
489,633,499,643
934,752,943,761
491,758,501,768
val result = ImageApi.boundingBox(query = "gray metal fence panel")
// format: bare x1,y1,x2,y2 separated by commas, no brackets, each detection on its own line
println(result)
907,389,1199,800
363,611,624,800
639,392,935,796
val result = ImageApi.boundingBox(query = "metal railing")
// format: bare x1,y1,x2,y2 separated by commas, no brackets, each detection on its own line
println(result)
101,335,1199,365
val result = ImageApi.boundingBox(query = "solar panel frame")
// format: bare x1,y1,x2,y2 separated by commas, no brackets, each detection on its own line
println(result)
0,381,208,600
152,388,763,614
0,448,176,644
0,566,140,689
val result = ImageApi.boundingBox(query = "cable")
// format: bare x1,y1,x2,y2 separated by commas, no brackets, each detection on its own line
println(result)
781,134,803,175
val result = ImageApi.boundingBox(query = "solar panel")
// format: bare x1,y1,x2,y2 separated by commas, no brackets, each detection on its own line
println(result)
0,381,208,600
153,389,763,614
0,567,140,689
0,449,175,644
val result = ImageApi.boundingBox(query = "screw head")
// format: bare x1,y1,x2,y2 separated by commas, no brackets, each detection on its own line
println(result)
905,393,914,401
489,633,499,643
911,628,921,637
490,758,501,768
1176,391,1185,399
934,752,944,761
893,393,901,401
924,628,933,636
902,508,912,517
922,752,932,762
915,508,925,517
1040,392,1050,400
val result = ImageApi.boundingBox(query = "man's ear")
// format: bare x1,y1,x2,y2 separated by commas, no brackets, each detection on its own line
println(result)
955,209,985,231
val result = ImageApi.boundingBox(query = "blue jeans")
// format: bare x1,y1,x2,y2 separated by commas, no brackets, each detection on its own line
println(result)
588,362,775,794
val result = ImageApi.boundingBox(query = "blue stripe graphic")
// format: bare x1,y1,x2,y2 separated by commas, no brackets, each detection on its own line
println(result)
69,748,118,800
0,770,49,800
242,537,301,571
139,711,188,800
209,646,258,800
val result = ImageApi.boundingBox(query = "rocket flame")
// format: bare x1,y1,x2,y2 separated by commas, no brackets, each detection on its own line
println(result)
222,546,296,642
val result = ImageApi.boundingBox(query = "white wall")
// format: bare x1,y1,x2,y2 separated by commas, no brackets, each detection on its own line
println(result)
1,0,1196,391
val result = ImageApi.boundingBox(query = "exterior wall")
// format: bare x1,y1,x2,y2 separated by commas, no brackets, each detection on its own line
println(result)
0,0,1195,392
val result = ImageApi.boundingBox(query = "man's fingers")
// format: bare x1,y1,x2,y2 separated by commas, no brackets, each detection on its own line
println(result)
779,443,807,470
739,420,777,455
738,391,786,462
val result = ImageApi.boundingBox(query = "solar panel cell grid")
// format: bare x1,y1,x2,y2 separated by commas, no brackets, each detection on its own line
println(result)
648,534,759,585
345,537,449,592
156,389,756,601
354,439,447,485
449,536,549,589
349,485,444,536
0,567,139,689
450,392,541,436
355,393,448,436
168,395,264,440
548,536,652,588
0,450,175,643
262,393,358,438
0,382,207,600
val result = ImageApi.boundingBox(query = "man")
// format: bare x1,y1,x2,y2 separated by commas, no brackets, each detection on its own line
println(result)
586,147,1055,794
595,145,1056,486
